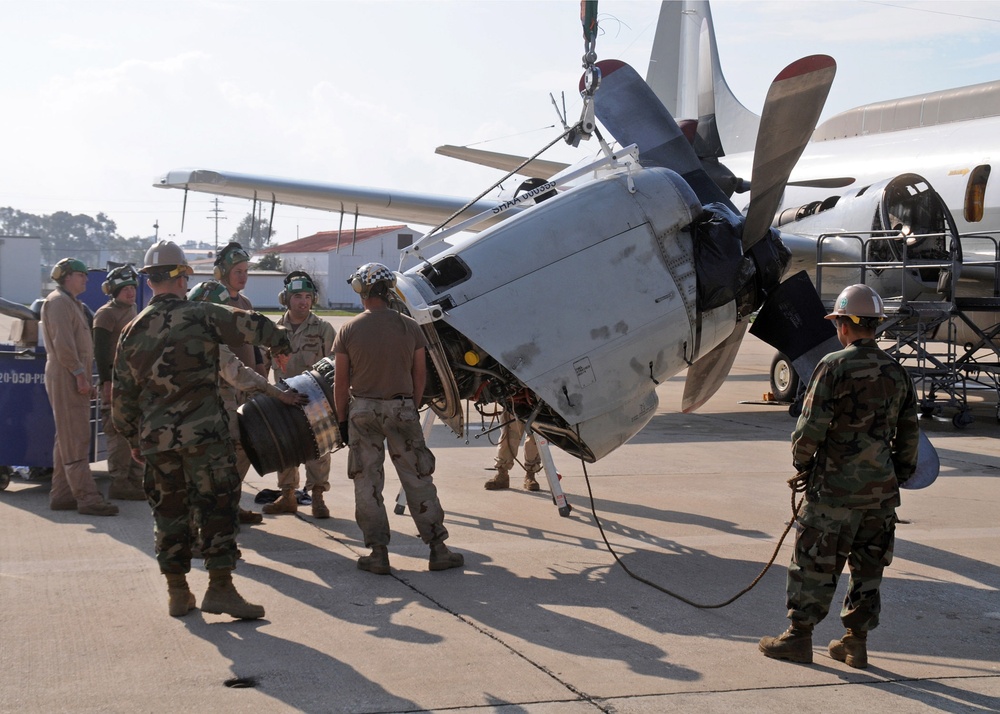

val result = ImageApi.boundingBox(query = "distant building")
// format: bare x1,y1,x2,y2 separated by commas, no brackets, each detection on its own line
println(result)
179,239,216,264
259,225,436,309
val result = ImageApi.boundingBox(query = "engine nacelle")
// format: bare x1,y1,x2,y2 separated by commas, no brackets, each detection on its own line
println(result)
396,166,719,461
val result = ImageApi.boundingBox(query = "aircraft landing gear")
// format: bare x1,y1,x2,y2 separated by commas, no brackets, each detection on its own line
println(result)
769,352,799,403
952,409,974,428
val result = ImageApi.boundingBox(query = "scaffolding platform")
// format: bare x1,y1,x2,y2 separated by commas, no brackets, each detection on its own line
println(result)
815,230,1000,427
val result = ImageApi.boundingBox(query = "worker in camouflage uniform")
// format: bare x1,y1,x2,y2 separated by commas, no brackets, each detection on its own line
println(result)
113,240,292,619
484,412,541,492
42,258,118,516
187,279,307,524
759,284,920,669
263,270,337,519
333,262,463,575
93,264,145,501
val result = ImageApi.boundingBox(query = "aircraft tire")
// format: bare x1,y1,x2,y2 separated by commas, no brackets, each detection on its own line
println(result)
770,352,799,403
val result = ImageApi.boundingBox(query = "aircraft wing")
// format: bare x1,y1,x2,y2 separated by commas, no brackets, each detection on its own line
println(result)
434,145,568,180
154,169,516,231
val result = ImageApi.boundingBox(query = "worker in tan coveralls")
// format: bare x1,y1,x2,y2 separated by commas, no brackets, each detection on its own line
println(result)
263,270,336,519
41,257,118,516
93,264,145,501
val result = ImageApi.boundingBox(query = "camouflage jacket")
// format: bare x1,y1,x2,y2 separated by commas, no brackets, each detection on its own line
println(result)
218,345,287,419
791,338,919,509
112,293,290,454
271,311,336,381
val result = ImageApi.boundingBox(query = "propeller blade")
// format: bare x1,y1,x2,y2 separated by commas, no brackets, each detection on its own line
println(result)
590,59,735,210
681,322,748,413
435,145,566,180
742,55,836,251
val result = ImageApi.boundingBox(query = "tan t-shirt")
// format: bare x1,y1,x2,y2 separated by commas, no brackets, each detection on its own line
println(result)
332,309,427,399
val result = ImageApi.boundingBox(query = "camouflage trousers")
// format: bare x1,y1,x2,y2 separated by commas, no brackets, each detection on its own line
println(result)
143,440,241,574
346,397,448,548
787,501,897,631
495,418,540,474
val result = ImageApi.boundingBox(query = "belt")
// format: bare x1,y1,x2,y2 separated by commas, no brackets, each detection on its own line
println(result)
355,395,412,401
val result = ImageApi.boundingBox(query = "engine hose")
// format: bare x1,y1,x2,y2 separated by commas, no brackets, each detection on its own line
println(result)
578,455,804,609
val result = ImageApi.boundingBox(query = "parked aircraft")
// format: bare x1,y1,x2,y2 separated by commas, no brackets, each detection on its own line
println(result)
158,48,842,462
154,5,944,477
436,1,1000,408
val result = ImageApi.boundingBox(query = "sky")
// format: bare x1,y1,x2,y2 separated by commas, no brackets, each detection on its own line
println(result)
4,0,1000,246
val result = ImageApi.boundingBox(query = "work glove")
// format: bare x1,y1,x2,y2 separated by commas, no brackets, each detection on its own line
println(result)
338,421,350,445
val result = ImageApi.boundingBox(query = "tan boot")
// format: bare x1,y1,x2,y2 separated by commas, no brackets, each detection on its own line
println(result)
523,471,540,491
429,542,464,571
829,629,868,669
201,568,265,620
262,488,297,515
758,623,814,664
238,507,263,525
108,480,146,501
311,489,330,519
164,573,196,618
484,469,510,490
78,500,119,517
357,545,390,575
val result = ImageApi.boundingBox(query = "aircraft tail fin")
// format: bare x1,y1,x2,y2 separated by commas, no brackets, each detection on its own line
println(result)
645,1,760,155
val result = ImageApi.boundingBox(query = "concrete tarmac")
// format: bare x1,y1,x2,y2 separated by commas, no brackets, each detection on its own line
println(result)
1,329,998,713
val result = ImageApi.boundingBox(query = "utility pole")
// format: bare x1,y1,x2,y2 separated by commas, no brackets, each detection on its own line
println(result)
207,198,227,251
153,220,159,240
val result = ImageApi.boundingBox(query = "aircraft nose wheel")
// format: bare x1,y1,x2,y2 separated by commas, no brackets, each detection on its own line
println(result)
0,466,12,491
769,352,799,403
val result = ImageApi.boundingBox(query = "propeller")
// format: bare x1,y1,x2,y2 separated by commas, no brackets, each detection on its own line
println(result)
741,55,836,252
590,56,835,413
587,59,735,211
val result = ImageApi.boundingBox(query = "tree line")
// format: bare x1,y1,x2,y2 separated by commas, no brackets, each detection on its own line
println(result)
0,208,279,270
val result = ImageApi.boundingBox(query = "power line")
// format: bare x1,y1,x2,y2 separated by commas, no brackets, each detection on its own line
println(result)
206,198,227,252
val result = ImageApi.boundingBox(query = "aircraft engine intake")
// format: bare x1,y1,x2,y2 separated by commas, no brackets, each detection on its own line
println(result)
238,359,342,475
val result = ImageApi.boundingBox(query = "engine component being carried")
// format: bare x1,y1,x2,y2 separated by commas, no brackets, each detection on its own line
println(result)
238,357,342,475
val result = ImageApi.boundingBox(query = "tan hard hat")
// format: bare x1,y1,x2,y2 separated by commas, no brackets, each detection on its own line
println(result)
825,284,886,321
140,240,193,276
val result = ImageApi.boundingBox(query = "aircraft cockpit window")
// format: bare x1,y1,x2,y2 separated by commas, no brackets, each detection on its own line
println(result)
419,256,471,292
963,164,991,223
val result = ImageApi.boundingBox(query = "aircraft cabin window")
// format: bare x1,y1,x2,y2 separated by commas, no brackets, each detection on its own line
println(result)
964,165,991,223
